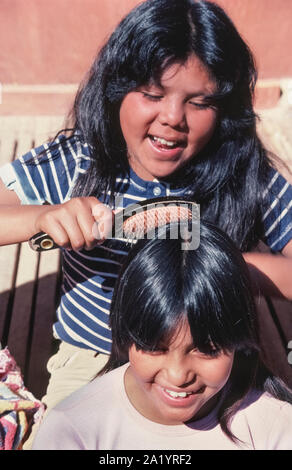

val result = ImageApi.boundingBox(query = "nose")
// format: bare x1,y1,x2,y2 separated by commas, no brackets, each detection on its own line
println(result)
158,97,186,129
164,354,196,388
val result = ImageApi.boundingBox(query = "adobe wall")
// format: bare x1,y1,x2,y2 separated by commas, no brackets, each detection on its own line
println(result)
1,0,291,112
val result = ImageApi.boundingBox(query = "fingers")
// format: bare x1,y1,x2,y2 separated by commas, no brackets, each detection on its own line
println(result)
91,203,114,243
68,198,113,250
36,198,114,251
40,207,87,251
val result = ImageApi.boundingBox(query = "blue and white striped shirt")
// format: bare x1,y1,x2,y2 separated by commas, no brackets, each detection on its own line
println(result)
1,134,291,353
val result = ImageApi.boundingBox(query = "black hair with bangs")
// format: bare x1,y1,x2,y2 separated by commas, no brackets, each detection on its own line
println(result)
106,221,258,365
101,220,292,443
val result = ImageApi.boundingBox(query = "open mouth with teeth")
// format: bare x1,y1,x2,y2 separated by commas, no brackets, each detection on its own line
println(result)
163,386,205,399
164,389,193,399
149,135,185,150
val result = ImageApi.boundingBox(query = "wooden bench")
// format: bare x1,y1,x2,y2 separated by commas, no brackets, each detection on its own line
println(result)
0,116,64,399
0,113,291,401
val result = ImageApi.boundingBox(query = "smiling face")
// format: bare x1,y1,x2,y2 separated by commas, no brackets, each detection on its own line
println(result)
119,54,217,181
124,321,234,426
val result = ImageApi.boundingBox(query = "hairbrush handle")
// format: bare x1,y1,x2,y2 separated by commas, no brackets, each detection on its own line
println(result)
28,232,59,252
28,200,58,251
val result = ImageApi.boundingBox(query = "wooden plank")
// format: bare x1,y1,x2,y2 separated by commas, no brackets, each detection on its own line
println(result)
0,118,62,385
257,108,292,170
26,249,61,398
33,115,65,146
0,137,17,167
5,243,40,373
0,118,63,397
0,243,20,346
0,132,21,346
14,133,35,161
0,116,66,162
0,117,32,164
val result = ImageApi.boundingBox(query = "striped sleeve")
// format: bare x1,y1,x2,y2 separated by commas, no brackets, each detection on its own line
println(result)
261,168,292,251
0,135,91,205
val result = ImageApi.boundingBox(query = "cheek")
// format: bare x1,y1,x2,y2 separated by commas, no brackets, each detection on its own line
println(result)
200,356,234,389
119,94,153,138
128,348,156,383
119,104,134,140
188,110,217,142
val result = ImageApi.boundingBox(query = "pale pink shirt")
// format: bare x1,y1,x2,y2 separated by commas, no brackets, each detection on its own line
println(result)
32,363,292,450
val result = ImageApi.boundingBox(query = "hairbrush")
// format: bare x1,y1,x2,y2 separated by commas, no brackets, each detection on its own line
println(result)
28,197,200,252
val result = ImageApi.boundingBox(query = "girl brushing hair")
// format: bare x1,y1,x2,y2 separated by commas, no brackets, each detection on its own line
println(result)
32,221,292,450
0,0,291,417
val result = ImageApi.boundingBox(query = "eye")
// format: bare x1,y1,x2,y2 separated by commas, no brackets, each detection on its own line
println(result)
190,346,222,359
148,348,167,355
189,100,211,110
141,345,168,356
204,349,222,358
141,92,163,101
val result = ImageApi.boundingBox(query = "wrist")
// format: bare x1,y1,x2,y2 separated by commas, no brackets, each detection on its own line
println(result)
31,204,54,237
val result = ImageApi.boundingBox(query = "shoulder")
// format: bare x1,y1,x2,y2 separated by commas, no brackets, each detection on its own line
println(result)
234,391,292,449
241,390,292,416
54,363,126,414
32,364,128,449
0,133,93,204
25,133,92,177
261,163,292,251
267,153,292,186
264,163,292,201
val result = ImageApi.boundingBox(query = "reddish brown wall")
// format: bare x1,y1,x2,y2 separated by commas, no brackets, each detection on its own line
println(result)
0,0,140,84
216,0,292,80
1,0,291,85
1,0,291,113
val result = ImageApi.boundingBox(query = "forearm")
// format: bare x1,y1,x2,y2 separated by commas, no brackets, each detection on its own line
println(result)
0,197,109,251
0,204,47,245
243,251,292,300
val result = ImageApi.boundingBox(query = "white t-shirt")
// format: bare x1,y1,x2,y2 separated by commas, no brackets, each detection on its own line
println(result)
32,363,292,450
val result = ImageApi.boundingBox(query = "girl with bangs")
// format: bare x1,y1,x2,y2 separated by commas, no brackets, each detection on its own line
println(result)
32,222,292,450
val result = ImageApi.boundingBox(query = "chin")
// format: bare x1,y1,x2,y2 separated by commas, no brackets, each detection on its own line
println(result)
149,165,182,180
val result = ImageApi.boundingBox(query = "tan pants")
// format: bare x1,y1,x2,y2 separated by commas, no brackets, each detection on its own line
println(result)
23,341,109,450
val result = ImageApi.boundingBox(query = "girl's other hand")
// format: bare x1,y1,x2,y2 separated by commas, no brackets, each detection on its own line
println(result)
34,197,113,251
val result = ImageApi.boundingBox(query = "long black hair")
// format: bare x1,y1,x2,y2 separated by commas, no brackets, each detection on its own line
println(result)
51,0,271,250
101,220,292,442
